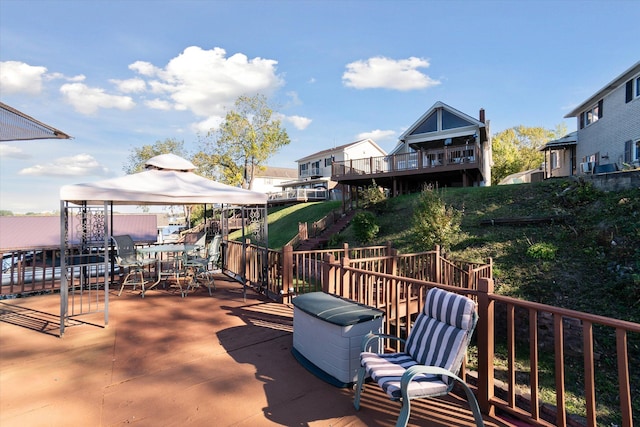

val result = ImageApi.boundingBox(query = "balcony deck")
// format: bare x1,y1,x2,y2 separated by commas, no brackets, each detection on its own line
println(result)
0,276,515,427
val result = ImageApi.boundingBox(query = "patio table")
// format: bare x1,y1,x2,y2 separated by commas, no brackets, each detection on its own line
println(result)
137,244,198,296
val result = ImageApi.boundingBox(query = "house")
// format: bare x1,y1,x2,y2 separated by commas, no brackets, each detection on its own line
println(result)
332,102,492,196
250,166,298,193
542,61,640,178
273,139,387,203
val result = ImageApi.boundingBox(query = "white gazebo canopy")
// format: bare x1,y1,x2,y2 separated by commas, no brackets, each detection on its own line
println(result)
60,153,267,206
58,153,268,336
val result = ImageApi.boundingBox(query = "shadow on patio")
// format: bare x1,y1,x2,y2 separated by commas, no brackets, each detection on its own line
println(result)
0,276,513,426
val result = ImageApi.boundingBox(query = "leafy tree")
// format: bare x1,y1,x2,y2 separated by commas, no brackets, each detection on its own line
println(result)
0,210,13,216
491,124,567,185
124,138,187,174
352,211,380,243
197,94,290,189
412,185,461,253
358,180,386,209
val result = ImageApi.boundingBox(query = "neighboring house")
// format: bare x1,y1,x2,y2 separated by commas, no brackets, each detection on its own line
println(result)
332,101,492,195
250,166,298,193
543,61,640,178
275,138,387,202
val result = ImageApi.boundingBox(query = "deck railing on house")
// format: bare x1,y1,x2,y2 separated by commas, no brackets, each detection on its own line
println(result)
332,144,482,179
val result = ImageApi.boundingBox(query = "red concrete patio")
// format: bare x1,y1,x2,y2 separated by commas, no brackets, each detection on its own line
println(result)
0,276,515,427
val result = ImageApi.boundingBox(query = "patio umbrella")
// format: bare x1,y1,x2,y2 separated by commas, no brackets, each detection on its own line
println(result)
0,102,71,141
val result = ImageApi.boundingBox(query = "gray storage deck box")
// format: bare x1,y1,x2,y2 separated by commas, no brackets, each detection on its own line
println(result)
291,292,384,387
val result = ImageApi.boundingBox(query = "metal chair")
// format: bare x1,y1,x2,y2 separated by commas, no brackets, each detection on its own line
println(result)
354,287,484,427
183,234,222,296
111,235,155,296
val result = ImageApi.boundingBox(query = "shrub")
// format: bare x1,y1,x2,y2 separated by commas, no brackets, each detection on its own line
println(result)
358,180,386,209
412,185,461,253
352,211,380,243
527,242,557,260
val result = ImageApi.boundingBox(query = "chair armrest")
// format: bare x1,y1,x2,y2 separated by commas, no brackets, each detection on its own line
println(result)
361,332,406,352
400,365,484,427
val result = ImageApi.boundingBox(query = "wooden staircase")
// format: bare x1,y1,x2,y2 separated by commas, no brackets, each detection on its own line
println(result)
295,209,356,251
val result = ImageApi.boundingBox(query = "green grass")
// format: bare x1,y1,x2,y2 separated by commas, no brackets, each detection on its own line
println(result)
229,201,341,250
331,179,640,425
227,180,639,424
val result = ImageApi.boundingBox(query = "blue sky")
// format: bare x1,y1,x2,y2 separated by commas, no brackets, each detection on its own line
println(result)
1,0,638,213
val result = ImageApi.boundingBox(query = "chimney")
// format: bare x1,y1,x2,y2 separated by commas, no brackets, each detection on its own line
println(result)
479,108,485,123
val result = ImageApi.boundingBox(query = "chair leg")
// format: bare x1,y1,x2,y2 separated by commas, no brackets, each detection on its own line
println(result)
118,270,134,296
353,366,367,410
396,398,411,427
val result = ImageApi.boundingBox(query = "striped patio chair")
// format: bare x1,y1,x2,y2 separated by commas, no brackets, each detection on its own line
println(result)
353,287,484,427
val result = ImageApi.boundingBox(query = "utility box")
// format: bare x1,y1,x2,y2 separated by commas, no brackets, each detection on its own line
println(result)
291,292,384,387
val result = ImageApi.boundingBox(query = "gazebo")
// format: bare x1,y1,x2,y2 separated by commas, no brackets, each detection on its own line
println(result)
58,154,268,335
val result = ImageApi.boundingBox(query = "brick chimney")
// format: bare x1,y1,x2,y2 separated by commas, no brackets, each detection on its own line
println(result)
479,108,485,123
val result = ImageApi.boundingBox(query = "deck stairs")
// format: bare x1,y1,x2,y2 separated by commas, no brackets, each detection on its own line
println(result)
295,209,356,251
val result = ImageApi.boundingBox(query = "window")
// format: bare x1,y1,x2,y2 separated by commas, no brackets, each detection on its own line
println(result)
324,157,333,167
299,163,308,175
626,139,640,163
411,111,438,134
550,152,560,169
625,75,640,103
580,99,603,128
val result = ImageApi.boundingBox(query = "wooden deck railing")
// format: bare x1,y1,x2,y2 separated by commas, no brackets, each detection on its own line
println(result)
2,241,637,426
332,144,483,180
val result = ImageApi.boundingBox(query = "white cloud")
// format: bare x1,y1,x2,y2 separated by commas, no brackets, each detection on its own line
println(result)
0,145,31,159
110,77,146,93
18,153,110,177
130,46,284,119
192,116,224,134
342,56,440,91
145,98,173,110
0,61,48,95
285,115,312,130
357,129,397,142
129,60,160,77
60,83,136,114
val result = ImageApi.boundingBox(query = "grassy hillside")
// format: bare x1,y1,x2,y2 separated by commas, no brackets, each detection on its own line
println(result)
230,201,342,250
335,179,639,323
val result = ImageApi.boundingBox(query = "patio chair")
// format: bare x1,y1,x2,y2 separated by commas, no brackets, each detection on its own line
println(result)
183,234,222,296
111,235,155,296
353,287,484,427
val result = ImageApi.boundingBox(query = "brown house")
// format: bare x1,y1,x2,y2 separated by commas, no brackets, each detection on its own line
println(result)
332,101,492,196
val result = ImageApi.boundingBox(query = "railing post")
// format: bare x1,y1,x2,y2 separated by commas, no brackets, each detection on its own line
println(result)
339,243,350,298
282,245,293,298
476,277,495,416
434,245,441,283
322,253,335,294
244,238,251,287
387,243,397,276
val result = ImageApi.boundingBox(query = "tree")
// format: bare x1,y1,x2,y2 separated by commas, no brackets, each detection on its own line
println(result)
124,138,187,174
412,185,461,253
197,94,290,189
491,124,567,185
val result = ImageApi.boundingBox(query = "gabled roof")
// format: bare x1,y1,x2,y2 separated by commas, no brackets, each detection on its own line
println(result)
0,102,71,141
565,61,640,118
399,101,485,142
254,166,298,179
296,138,386,162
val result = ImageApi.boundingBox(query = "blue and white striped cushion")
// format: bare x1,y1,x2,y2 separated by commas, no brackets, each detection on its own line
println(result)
360,288,477,400
360,351,449,399
423,287,475,330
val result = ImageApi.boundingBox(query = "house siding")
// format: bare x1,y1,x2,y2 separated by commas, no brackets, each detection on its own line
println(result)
575,70,640,170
